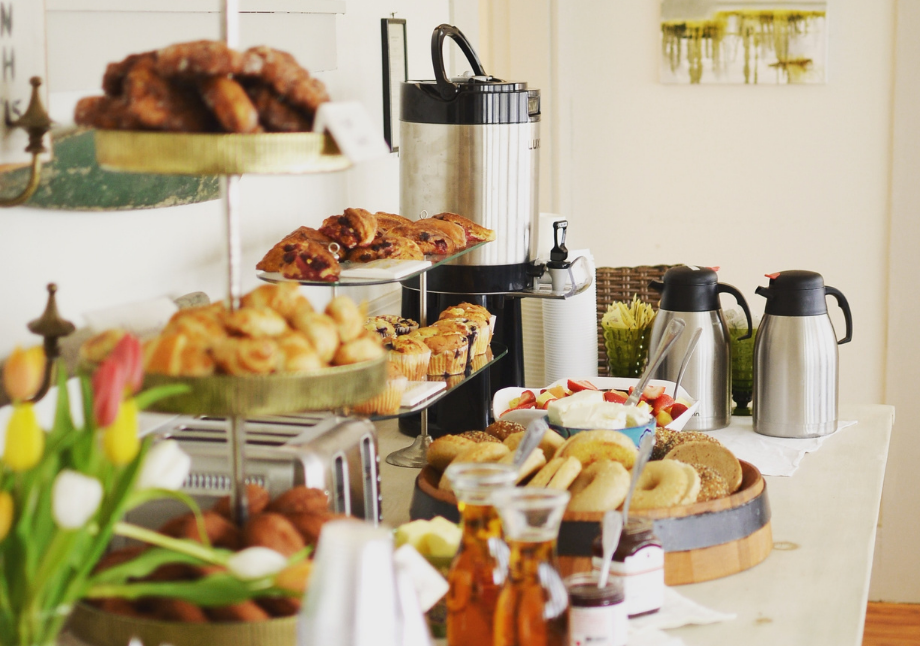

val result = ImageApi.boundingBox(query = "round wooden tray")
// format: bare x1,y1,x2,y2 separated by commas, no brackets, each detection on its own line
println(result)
143,354,387,416
411,459,772,585
94,130,351,175
70,603,295,646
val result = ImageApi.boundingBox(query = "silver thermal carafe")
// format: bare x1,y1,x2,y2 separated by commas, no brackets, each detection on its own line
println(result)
648,266,752,431
752,270,853,438
399,25,540,435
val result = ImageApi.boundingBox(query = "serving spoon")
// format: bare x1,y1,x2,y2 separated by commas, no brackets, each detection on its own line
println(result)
596,509,624,589
624,318,686,408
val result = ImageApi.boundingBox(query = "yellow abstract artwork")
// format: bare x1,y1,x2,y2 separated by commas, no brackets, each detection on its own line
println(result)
661,1,827,84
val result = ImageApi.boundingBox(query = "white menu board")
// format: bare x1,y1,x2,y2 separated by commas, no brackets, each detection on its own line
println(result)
0,0,48,165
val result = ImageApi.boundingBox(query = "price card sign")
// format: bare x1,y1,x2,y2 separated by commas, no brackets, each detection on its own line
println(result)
0,0,48,165
314,101,390,164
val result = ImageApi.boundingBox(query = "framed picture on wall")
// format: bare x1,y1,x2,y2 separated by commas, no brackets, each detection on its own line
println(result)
381,17,407,152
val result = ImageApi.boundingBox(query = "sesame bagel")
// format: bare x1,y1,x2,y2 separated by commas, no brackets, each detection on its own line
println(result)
665,441,743,493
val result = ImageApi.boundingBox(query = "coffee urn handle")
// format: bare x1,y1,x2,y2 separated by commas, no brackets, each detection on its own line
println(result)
431,24,488,100
717,283,753,339
825,286,854,344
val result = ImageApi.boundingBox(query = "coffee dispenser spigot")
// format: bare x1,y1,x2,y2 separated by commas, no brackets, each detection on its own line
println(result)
546,220,571,292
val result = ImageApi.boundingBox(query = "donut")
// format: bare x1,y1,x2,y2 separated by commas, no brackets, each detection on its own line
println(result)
557,430,638,470
498,447,547,484
664,441,743,493
630,459,691,510
567,460,630,512
693,464,731,502
527,456,582,490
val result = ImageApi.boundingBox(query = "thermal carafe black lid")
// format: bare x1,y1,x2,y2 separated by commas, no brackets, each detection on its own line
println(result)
651,266,721,311
401,24,540,125
756,270,829,315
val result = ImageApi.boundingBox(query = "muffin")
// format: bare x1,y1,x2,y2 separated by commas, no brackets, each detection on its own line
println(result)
352,363,408,415
439,304,492,345
409,327,469,376
365,317,397,341
378,314,419,336
386,336,431,381
432,317,489,356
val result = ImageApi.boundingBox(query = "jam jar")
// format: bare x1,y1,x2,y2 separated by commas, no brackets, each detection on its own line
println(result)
592,517,663,617
565,571,627,646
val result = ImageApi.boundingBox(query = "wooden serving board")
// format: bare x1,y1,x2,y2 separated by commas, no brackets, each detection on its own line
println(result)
411,460,772,586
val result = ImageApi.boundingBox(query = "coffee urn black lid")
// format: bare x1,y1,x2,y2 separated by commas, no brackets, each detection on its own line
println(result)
652,265,721,312
756,270,828,316
401,24,540,125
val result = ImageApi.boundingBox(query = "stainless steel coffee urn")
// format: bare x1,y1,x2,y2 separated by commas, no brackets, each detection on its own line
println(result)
648,266,752,432
753,270,853,438
398,24,541,434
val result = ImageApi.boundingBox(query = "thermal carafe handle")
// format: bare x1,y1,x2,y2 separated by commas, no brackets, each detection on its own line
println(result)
825,286,854,344
717,283,753,339
431,24,487,100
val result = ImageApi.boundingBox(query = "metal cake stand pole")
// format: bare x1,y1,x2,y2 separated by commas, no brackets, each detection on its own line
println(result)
386,272,431,468
221,0,249,525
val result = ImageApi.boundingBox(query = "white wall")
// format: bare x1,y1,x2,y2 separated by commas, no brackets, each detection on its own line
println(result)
0,0,460,357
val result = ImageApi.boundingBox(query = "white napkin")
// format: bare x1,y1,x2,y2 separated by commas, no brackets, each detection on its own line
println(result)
630,586,736,632
705,417,858,476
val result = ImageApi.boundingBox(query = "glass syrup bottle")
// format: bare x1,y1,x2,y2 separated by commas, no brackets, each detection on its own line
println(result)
444,462,518,646
492,488,571,646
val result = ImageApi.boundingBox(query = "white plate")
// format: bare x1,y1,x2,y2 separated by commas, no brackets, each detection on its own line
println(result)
492,377,699,432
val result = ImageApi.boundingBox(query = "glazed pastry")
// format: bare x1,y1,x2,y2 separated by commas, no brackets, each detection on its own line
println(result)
432,212,496,244
257,227,342,272
319,208,378,249
374,211,413,232
241,282,313,322
345,235,424,262
289,310,340,363
239,45,330,115
212,337,279,375
332,335,385,365
79,328,126,365
276,332,325,372
325,296,365,343
223,306,289,338
198,75,259,133
386,223,458,256
386,336,431,381
244,80,315,132
155,40,244,79
278,239,341,283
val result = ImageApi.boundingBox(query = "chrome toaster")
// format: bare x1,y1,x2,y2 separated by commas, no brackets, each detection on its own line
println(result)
127,412,381,531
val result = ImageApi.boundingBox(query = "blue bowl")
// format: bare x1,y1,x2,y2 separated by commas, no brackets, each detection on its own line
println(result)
548,418,656,446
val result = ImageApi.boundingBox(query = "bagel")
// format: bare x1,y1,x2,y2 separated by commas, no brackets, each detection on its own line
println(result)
630,460,690,510
664,441,743,493
567,460,631,512
502,428,566,461
526,456,583,490
677,462,702,505
485,419,526,441
499,448,547,484
557,430,638,470
426,435,476,471
653,428,722,461
694,464,731,502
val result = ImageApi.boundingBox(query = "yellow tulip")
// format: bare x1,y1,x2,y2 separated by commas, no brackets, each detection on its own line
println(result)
3,346,45,403
3,403,44,472
0,491,13,541
102,398,140,466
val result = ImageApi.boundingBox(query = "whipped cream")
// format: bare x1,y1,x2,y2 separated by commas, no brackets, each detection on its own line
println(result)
547,391,652,429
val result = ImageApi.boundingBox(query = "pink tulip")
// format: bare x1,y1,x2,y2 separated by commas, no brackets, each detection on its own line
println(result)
92,358,126,428
109,334,143,394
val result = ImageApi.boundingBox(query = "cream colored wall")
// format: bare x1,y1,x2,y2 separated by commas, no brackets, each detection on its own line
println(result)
484,1,915,601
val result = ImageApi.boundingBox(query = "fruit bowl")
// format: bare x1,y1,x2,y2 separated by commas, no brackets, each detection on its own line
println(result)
548,418,656,444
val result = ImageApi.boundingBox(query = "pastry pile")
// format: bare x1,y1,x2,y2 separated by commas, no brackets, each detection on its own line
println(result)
425,422,744,513
256,209,495,282
75,40,327,133
79,284,384,378
91,484,340,622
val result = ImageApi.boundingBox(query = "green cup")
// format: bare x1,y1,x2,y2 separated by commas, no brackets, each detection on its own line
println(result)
730,328,756,415
603,326,651,378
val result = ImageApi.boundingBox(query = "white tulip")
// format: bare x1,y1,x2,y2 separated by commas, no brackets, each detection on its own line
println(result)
52,470,103,530
136,440,191,491
227,547,289,580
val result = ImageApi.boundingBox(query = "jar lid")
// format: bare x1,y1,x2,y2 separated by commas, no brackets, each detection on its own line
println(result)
564,571,625,606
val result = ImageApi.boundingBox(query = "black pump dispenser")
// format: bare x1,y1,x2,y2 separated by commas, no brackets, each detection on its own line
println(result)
546,220,570,270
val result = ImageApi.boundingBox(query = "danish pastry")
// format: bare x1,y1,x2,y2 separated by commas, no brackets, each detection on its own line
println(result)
319,208,378,249
257,227,342,272
345,235,424,262
374,212,413,232
432,212,496,244
386,223,458,256
278,239,341,283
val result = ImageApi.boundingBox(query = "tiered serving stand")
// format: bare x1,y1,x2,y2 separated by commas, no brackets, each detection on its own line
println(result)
93,1,387,526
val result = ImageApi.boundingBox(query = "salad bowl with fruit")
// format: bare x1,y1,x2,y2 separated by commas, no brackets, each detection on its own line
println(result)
492,377,698,444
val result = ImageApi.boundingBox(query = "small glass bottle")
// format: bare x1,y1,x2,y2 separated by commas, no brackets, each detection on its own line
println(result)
444,462,518,646
565,571,627,646
492,488,571,646
592,517,664,617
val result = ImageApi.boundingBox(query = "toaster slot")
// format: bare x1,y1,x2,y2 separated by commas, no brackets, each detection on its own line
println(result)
361,434,381,524
332,453,351,515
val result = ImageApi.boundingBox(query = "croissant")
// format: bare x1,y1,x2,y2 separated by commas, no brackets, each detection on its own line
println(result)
163,305,228,349
144,333,216,377
324,296,365,343
223,306,290,338
242,282,313,322
276,333,325,372
212,337,279,375
332,335,385,366
289,311,340,363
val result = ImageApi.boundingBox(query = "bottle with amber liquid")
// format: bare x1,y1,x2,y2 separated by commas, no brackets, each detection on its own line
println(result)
444,462,518,646
492,488,571,646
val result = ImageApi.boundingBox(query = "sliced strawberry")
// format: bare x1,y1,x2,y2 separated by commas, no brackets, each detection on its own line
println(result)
540,398,557,410
511,401,537,410
652,394,675,416
518,390,537,405
669,402,689,418
642,385,666,399
603,390,629,404
567,379,599,392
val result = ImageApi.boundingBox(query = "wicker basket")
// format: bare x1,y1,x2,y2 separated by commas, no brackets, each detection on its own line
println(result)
595,265,676,376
